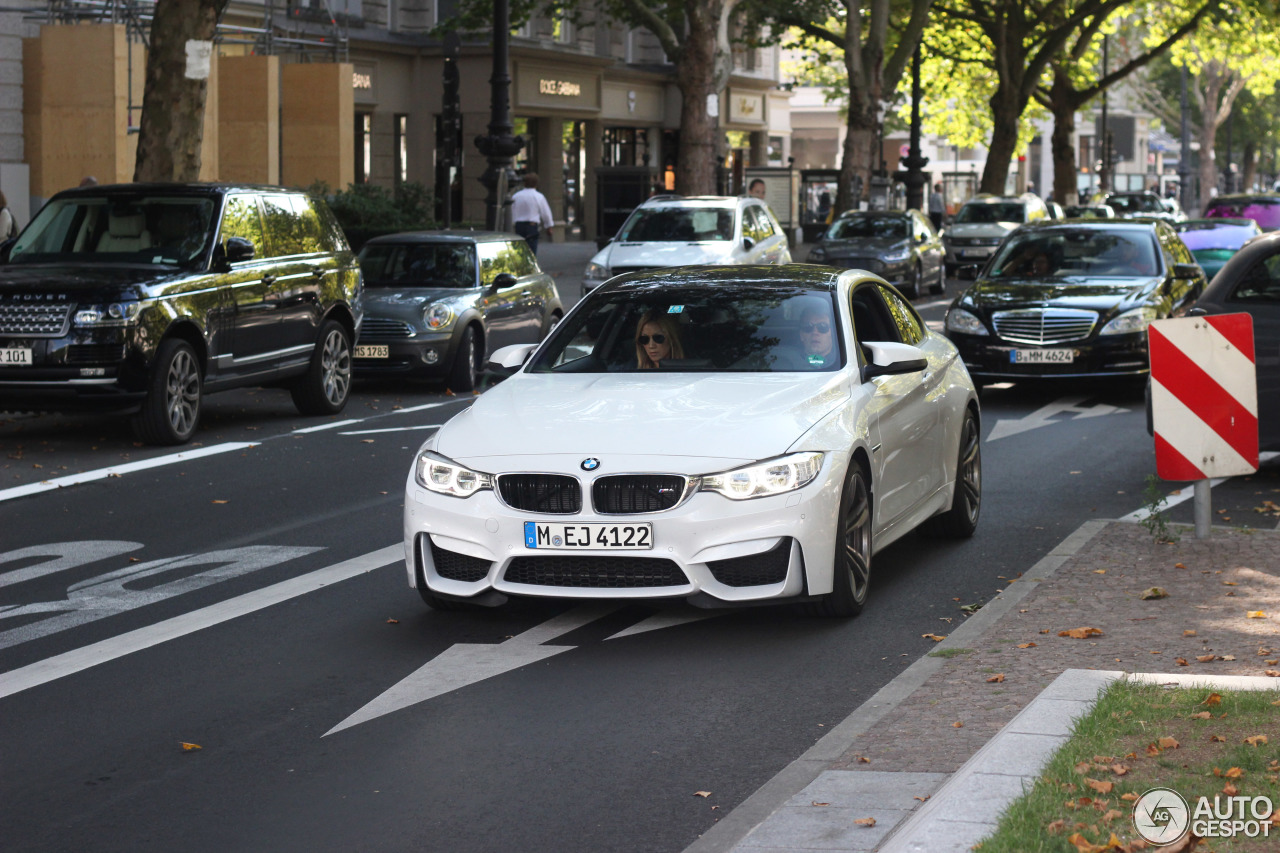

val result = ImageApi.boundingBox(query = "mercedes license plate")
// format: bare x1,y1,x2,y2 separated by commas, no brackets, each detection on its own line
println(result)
354,345,389,359
524,522,653,550
1011,349,1074,364
0,348,33,366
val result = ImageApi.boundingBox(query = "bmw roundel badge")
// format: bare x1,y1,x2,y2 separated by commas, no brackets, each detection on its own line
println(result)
581,457,601,471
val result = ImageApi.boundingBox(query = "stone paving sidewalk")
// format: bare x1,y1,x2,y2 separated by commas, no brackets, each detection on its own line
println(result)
831,519,1280,781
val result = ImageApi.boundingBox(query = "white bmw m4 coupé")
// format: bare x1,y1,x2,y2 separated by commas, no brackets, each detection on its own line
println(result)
403,265,981,617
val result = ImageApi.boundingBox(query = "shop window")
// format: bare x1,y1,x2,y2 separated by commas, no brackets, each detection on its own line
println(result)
355,113,372,183
395,114,409,183
603,127,649,167
513,117,536,175
767,136,784,167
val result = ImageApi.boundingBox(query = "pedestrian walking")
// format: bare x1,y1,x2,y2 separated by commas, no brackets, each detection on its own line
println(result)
928,182,945,231
511,173,554,254
0,191,17,242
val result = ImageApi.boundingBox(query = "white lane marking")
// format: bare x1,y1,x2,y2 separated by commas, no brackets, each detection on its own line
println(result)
292,419,364,434
605,608,723,640
0,546,323,650
339,425,442,436
915,296,952,310
1118,478,1230,522
0,544,402,700
325,602,620,736
986,396,1126,442
0,442,259,504
0,541,144,589
393,402,458,414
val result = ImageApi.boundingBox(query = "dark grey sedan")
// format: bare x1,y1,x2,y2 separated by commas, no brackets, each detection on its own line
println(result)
1190,230,1280,451
804,210,945,298
353,232,563,391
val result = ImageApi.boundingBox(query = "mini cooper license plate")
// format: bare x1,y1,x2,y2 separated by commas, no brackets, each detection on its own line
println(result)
1010,349,1075,364
354,345,389,359
1,348,33,366
524,522,653,550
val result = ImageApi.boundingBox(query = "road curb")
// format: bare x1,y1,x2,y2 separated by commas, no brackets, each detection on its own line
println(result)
681,518,1111,853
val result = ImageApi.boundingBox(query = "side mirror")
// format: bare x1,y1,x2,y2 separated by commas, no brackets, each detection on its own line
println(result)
743,236,755,251
958,265,979,280
225,236,255,264
485,343,538,379
1172,262,1201,279
861,341,929,382
488,272,518,294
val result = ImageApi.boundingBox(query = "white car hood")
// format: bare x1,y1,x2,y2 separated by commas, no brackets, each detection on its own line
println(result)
600,241,736,269
437,371,849,467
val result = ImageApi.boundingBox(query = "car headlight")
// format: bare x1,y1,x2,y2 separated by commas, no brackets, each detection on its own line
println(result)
883,249,911,263
1100,306,1157,335
945,308,989,336
414,451,493,497
585,262,610,280
699,452,824,500
74,301,144,327
425,303,455,330
807,246,827,261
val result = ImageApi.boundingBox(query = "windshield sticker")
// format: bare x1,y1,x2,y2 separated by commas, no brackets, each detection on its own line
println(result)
668,305,684,314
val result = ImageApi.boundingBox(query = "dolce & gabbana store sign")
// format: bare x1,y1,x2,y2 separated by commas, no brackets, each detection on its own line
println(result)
514,62,601,112
728,88,765,125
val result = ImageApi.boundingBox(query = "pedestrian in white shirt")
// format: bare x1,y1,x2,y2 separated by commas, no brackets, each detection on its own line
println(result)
511,173,555,254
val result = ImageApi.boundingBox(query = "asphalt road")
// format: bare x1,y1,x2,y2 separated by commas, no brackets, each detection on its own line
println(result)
2,260,1275,853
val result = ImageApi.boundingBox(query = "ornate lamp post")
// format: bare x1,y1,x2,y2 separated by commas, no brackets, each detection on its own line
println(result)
473,0,524,230
895,45,930,211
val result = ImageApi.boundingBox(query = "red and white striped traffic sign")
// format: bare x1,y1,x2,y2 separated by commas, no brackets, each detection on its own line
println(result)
1149,314,1258,480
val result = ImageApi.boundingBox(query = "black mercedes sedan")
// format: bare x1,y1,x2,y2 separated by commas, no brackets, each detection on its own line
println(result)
944,220,1206,385
804,209,945,298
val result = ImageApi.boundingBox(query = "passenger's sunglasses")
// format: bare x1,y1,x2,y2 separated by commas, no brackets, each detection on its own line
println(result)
638,334,667,345
801,322,831,334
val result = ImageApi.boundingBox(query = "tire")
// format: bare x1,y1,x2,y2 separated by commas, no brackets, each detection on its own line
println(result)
448,325,481,392
813,462,872,617
931,262,946,295
132,338,202,445
291,319,352,416
905,263,922,299
924,408,982,538
541,310,563,340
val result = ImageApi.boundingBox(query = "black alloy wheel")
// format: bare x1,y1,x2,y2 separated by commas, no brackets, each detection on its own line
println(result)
814,462,872,617
931,261,946,295
132,338,202,445
924,408,982,537
291,319,352,415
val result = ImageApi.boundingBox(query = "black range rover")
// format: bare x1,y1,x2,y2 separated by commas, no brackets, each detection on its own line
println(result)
0,183,363,444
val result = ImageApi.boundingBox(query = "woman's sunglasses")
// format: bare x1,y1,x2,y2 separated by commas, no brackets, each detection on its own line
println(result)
801,322,831,334
638,334,667,345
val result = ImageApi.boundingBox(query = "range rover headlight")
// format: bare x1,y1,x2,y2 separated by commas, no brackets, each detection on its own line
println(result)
424,303,455,330
699,452,824,500
1100,306,1157,335
585,262,610,281
945,308,989,336
74,301,144,327
414,451,493,497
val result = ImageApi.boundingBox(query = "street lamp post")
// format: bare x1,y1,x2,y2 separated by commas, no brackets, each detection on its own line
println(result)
1178,63,1194,213
473,0,525,231
895,45,929,212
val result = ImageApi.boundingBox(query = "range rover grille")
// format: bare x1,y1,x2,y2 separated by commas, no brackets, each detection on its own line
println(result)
992,308,1098,345
0,302,73,336
497,474,582,514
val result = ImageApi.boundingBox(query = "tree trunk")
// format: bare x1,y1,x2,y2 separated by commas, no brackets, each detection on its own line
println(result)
134,0,228,182
1242,141,1257,191
673,9,720,196
837,109,876,215
1197,116,1218,212
1048,71,1081,205
981,90,1022,195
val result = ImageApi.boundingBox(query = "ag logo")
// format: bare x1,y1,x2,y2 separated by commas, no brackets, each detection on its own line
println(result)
1133,787,1190,844
580,457,600,471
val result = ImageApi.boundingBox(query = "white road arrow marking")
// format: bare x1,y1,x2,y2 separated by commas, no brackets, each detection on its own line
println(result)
324,602,620,736
605,607,722,640
986,395,1127,442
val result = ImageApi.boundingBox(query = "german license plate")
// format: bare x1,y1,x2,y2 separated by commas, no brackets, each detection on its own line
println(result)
1011,349,1074,364
958,250,984,258
524,521,653,550
354,345,389,359
0,348,32,366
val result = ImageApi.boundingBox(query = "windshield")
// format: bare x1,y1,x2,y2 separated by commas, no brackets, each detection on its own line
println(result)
618,207,735,242
1204,199,1280,231
1107,194,1164,214
826,215,907,240
1174,221,1259,251
988,230,1160,278
528,285,844,373
955,203,1025,224
358,242,478,288
9,195,217,267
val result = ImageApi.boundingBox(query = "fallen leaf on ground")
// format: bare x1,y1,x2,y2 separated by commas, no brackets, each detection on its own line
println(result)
1224,783,1239,796
386,618,399,624
986,674,1005,683
1120,792,1140,802
1084,778,1114,794
1101,809,1123,823
1210,735,1227,743
1175,563,1186,569
1221,654,1236,661
1222,581,1238,586
1158,736,1180,749
181,742,201,751
1047,819,1066,834
1176,657,1190,666
1059,627,1105,639
1018,642,1037,649
1246,735,1269,746
694,791,711,798
1266,670,1280,677
1191,711,1212,720
1139,587,1168,600
855,755,871,764
921,633,946,642
1197,654,1218,662
1248,611,1268,619
811,801,830,807
1094,569,1107,575
914,795,929,802
1203,693,1223,706
1110,764,1129,776
211,500,228,504
853,817,876,827
1184,630,1197,637
952,721,964,728
1075,761,1092,774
